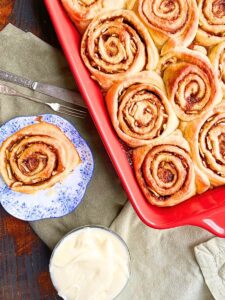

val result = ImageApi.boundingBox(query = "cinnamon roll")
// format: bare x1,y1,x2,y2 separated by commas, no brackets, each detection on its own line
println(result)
0,122,81,194
133,131,209,207
209,41,225,97
81,10,159,90
184,103,225,187
196,0,225,47
134,0,198,55
106,71,178,147
156,48,222,121
61,0,128,33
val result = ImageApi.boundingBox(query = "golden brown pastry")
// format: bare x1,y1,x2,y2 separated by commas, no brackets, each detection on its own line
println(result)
0,122,81,194
133,130,209,207
106,71,178,147
132,0,198,55
189,43,208,56
156,48,222,121
126,0,137,9
196,0,225,47
61,0,129,33
209,41,225,97
184,103,225,188
81,9,159,90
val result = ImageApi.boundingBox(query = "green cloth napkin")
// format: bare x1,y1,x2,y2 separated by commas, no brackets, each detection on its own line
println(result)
195,237,225,300
0,24,223,300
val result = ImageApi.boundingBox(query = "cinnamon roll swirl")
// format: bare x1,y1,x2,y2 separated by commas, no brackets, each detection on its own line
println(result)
209,41,225,97
133,131,207,207
196,0,225,47
61,0,128,33
106,71,178,147
0,122,81,194
81,10,159,90
156,48,222,121
184,103,225,187
136,0,199,55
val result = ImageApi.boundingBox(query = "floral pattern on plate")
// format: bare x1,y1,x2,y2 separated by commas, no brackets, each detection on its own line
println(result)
0,114,94,221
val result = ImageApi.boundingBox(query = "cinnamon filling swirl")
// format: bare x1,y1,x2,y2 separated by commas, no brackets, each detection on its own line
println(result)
133,132,197,207
197,0,225,46
140,0,188,34
141,147,191,201
106,71,178,147
156,49,222,121
137,0,198,53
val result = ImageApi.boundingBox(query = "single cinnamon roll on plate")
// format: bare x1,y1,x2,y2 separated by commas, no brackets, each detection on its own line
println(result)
196,0,225,47
0,114,94,221
106,71,178,147
81,10,159,90
184,103,225,188
135,0,198,55
156,48,222,121
0,121,80,194
133,130,209,207
61,0,130,33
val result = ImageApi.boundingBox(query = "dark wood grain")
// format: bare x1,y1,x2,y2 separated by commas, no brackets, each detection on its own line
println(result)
0,0,60,299
0,0,15,30
8,0,60,47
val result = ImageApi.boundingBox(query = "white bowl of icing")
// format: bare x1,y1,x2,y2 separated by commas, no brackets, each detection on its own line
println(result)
49,226,131,300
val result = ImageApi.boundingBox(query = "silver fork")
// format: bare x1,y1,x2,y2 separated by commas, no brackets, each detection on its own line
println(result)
0,83,86,119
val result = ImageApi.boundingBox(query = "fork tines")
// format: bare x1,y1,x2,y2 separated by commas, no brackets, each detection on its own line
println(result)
58,104,87,118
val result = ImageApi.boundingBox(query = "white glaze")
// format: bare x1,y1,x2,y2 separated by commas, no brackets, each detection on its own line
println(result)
50,227,130,300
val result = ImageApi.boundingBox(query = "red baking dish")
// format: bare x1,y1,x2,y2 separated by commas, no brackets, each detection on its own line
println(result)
44,0,225,237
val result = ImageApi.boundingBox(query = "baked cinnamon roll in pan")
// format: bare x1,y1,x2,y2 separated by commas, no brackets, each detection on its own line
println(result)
61,0,133,33
156,48,222,122
106,71,178,147
184,103,225,188
134,0,198,54
81,10,158,90
196,0,225,47
133,131,209,207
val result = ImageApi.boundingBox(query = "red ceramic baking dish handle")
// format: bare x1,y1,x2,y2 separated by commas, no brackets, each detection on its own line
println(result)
188,207,225,237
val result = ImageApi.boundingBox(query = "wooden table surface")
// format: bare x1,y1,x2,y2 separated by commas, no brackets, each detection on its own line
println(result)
0,1,62,299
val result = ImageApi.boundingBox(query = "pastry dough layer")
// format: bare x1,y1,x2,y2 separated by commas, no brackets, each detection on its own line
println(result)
209,41,225,97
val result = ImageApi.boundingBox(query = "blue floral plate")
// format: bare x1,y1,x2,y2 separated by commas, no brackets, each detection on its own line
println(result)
0,114,94,221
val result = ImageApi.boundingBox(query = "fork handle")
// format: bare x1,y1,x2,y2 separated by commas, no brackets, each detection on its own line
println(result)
15,92,47,106
0,83,48,106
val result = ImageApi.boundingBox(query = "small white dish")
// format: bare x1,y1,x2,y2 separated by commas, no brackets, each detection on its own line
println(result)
0,114,94,221
49,225,131,300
